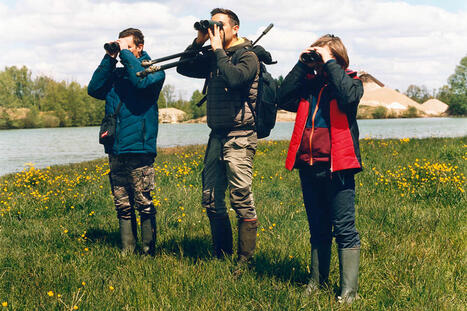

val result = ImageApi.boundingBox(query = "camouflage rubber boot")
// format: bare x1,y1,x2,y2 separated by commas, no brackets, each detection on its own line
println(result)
305,242,332,295
337,247,360,304
208,214,233,258
141,215,156,256
119,218,136,255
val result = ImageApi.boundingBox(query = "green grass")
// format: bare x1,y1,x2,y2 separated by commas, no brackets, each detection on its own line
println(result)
0,137,466,310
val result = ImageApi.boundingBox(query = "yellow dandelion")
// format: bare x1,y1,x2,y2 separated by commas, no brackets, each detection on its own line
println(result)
2,302,7,307
178,219,182,222
64,229,68,233
84,248,89,252
82,281,86,286
109,286,115,291
47,291,54,297
73,306,78,310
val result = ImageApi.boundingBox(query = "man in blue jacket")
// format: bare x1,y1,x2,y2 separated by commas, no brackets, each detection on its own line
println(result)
88,28,165,255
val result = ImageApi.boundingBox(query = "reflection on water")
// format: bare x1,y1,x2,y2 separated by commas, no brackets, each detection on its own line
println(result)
1,118,466,176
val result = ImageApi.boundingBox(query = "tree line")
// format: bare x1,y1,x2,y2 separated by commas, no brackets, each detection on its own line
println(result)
0,65,208,129
0,56,465,129
404,55,467,115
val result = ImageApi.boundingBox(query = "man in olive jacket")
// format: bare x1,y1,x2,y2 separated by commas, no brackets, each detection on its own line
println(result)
177,8,259,266
88,28,165,255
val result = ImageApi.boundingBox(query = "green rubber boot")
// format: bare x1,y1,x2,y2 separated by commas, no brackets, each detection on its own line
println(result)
208,214,233,258
119,218,137,255
237,219,258,263
305,242,332,295
337,247,360,303
141,214,156,256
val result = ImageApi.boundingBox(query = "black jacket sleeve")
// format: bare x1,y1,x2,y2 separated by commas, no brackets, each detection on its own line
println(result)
214,49,258,89
277,61,314,112
176,39,212,79
324,60,363,113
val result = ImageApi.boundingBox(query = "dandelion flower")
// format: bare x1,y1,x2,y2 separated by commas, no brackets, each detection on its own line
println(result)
73,306,78,310
82,281,86,286
109,286,115,291
47,291,54,297
2,302,7,307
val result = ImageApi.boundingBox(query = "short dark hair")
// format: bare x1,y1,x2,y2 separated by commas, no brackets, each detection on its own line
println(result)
210,8,240,27
119,28,144,46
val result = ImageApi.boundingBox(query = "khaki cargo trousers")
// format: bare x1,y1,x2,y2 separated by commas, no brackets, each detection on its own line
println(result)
202,132,258,220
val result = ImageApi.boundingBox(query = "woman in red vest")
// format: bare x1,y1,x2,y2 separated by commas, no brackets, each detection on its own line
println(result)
278,34,364,303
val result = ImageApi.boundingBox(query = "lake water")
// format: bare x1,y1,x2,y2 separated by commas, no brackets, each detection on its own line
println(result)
1,117,466,176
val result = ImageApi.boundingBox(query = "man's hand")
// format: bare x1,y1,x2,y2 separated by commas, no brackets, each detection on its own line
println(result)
195,30,209,46
116,38,130,50
208,24,223,51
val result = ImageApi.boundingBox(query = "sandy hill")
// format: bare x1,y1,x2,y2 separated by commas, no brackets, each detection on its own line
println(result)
360,87,425,111
421,99,448,115
159,108,186,123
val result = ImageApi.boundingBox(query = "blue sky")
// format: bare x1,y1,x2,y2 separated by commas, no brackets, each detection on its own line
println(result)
1,0,466,98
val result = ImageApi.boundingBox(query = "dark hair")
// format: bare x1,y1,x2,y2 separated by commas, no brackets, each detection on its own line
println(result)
311,34,349,69
119,28,144,46
210,8,240,27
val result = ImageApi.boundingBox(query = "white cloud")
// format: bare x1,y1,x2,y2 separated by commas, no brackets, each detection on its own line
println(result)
0,0,466,98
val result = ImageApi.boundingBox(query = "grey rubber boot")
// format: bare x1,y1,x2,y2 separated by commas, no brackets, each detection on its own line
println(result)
119,218,137,255
141,214,156,256
208,214,233,258
237,219,258,263
305,242,332,295
337,247,360,303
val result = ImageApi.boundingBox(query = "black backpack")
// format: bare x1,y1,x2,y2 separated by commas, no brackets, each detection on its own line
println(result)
232,45,278,139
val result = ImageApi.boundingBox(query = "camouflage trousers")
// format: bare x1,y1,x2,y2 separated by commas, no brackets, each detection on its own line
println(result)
108,154,156,220
202,132,258,220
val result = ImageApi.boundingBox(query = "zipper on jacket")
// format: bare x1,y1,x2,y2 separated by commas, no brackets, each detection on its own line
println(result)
308,86,326,165
142,119,146,148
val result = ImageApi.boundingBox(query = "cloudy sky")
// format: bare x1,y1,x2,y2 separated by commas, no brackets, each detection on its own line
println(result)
1,0,466,99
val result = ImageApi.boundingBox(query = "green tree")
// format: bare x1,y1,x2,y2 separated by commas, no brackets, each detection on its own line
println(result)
438,55,467,115
189,90,206,119
161,85,175,108
405,84,431,103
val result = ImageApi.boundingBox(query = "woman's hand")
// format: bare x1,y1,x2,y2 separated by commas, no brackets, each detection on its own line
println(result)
312,45,334,63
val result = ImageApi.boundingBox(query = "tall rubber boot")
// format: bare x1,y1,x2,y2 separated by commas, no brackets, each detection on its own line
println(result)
119,218,136,255
237,219,258,263
141,214,156,256
305,242,332,295
337,247,360,303
208,214,233,258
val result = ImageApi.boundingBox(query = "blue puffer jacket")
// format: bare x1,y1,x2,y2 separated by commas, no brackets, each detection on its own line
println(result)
88,50,165,155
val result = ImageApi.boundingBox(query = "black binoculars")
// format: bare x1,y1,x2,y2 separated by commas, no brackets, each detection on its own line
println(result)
301,50,323,64
104,42,120,54
194,20,223,32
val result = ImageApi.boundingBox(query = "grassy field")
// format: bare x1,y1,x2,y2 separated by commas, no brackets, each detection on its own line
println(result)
0,137,465,310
